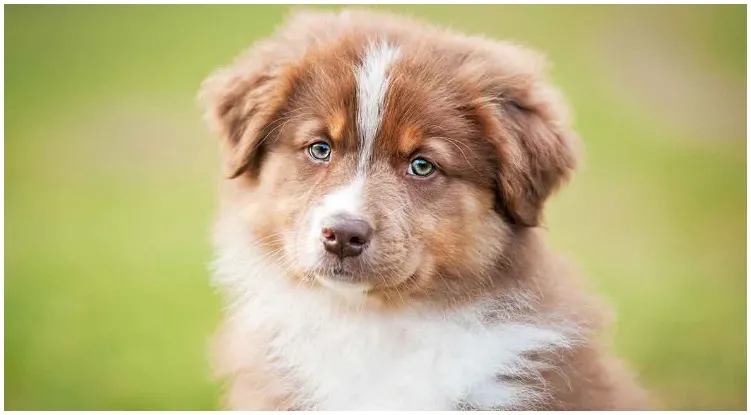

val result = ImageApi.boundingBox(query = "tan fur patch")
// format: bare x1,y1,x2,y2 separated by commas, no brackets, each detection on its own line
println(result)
397,124,422,156
327,107,347,144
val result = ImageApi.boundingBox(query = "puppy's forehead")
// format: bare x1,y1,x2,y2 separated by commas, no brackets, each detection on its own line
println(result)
356,41,478,157
353,41,401,174
302,39,471,168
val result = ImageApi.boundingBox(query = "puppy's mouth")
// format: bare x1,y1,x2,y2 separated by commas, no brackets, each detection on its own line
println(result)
329,264,349,276
311,256,366,280
305,249,424,296
313,263,367,283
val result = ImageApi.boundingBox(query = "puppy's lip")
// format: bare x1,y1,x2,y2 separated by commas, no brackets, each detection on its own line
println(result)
314,259,362,278
330,265,348,275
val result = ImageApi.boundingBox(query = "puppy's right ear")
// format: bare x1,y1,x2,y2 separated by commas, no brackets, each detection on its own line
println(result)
460,41,580,227
198,44,296,178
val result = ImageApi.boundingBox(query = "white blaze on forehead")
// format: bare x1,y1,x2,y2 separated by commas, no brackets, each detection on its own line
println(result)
355,41,401,175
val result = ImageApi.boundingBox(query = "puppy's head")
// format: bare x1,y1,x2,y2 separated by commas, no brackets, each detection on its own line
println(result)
201,10,579,305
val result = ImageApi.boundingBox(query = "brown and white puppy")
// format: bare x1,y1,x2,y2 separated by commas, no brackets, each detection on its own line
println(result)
200,8,650,410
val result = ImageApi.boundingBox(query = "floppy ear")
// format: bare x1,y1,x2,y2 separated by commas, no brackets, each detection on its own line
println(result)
467,42,580,227
198,9,354,179
198,41,297,178
496,84,580,227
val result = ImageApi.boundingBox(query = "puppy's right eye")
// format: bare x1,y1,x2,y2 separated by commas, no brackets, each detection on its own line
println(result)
407,157,435,177
308,142,331,162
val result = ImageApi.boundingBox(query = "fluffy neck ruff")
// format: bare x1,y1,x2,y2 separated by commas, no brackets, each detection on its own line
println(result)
211,216,580,410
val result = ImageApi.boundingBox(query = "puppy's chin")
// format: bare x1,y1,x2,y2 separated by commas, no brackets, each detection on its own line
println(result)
311,265,419,300
314,274,373,297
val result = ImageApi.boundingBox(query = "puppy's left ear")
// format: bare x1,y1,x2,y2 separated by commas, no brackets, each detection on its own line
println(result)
467,42,581,227
198,41,297,179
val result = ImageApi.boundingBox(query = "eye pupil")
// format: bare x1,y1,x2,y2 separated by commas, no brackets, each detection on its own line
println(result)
308,142,331,161
409,158,435,177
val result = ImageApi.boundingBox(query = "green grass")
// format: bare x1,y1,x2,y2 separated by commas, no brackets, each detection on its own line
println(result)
5,5,746,410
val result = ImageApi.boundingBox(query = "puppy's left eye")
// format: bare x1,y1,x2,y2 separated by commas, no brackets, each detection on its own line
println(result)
308,142,331,161
407,157,435,177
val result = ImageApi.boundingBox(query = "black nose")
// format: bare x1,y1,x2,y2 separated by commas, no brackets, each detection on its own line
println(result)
321,215,373,258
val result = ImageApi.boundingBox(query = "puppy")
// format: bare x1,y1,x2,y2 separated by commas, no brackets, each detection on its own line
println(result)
199,8,650,410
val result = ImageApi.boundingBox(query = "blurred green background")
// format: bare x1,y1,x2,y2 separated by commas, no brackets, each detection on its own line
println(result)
5,4,746,410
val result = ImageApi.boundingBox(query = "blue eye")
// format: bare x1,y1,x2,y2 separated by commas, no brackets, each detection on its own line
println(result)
308,142,331,161
408,158,435,177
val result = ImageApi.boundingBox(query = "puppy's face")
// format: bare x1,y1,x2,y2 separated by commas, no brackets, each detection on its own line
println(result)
202,14,578,304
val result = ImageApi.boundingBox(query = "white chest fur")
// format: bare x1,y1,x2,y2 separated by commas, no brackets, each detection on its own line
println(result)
212,224,571,410
264,303,565,410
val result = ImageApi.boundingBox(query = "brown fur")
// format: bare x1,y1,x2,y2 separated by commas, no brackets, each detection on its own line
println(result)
200,8,650,410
